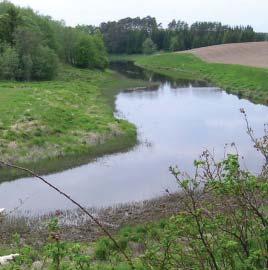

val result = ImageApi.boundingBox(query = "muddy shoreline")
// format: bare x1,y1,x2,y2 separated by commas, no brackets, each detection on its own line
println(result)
0,193,182,245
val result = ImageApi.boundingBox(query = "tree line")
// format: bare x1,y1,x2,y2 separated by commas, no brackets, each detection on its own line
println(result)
0,1,108,81
99,17,266,54
0,2,266,81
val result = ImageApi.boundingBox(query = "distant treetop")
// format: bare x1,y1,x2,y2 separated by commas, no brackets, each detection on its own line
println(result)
99,17,265,54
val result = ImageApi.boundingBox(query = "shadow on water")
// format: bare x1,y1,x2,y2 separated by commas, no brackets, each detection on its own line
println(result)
109,60,209,88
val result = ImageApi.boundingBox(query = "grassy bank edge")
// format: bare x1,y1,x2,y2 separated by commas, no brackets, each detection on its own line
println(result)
111,53,268,105
0,67,152,182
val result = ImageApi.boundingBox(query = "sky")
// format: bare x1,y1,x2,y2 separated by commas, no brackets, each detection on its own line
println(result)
8,0,268,32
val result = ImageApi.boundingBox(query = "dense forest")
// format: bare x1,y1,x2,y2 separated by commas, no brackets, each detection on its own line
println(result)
0,1,266,81
100,17,266,54
0,1,108,81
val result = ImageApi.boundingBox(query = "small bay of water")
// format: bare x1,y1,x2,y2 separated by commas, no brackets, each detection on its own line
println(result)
0,62,267,213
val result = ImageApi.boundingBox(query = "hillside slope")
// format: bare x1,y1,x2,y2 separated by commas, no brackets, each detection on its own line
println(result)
187,41,268,68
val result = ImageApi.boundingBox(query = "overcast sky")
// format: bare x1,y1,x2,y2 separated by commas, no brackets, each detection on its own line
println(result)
8,0,268,32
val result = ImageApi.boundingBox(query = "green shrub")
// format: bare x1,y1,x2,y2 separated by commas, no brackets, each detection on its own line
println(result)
95,238,112,260
74,34,108,70
0,46,19,80
142,38,157,55
31,45,59,80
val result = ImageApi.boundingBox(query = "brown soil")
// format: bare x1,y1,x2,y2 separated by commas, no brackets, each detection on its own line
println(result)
186,41,268,68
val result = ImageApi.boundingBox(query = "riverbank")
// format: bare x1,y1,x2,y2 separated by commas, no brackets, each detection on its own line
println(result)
0,65,151,182
0,193,181,245
2,179,266,269
111,52,268,105
0,193,182,269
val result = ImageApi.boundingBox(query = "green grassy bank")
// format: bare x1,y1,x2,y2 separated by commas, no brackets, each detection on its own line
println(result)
0,65,149,181
113,53,268,105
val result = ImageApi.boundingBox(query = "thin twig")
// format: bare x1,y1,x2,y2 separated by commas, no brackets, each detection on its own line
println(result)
0,160,134,269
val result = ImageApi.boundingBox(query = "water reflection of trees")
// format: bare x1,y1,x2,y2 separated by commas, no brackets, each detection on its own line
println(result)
110,61,209,88
191,87,223,99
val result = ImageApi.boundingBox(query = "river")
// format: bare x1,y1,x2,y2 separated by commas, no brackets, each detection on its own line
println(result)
0,61,267,214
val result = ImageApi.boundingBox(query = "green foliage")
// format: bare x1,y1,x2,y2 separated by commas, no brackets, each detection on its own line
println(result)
0,4,21,45
169,36,183,51
142,38,157,55
158,147,268,270
100,17,263,54
74,34,108,70
31,45,59,80
0,1,108,81
100,17,158,54
95,238,113,260
75,35,95,68
91,33,109,70
0,45,19,80
1,219,92,270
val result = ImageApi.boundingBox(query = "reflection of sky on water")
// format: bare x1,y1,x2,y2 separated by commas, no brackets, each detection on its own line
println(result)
0,74,267,214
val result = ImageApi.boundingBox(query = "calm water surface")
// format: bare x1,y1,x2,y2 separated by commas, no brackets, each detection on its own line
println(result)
0,62,267,213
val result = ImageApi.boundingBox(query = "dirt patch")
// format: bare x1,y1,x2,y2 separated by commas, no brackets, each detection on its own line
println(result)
184,41,268,68
11,120,40,133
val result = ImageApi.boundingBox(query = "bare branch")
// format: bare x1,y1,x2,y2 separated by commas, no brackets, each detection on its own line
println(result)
0,160,134,269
